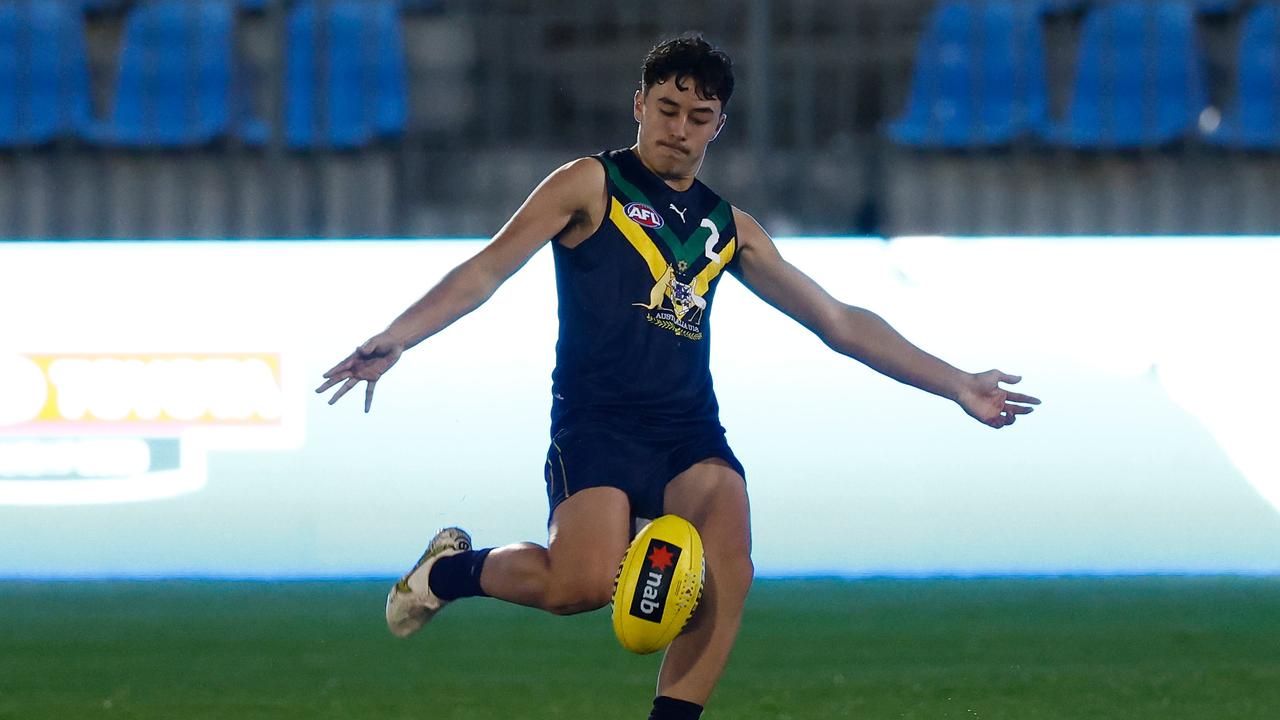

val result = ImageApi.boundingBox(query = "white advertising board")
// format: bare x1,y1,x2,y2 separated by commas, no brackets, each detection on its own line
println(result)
1,237,1277,576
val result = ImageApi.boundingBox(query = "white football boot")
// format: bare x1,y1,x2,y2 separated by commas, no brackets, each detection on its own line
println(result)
385,527,473,638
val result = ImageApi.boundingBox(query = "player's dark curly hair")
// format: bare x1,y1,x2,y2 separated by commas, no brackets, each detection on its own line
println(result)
640,33,735,110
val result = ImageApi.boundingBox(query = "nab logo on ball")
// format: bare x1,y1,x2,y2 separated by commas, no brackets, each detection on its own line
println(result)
629,540,682,623
612,514,703,654
624,202,664,229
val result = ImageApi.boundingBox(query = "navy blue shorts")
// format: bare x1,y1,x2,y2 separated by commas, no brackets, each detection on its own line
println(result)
543,423,745,524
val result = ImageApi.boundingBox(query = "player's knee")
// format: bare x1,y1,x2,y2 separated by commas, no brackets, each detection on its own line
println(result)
704,531,753,587
727,555,755,592
712,553,754,602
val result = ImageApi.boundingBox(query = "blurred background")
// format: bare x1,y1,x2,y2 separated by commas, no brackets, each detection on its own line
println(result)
1,0,1278,240
2,0,1279,579
3,4,1280,718
7,7,1280,717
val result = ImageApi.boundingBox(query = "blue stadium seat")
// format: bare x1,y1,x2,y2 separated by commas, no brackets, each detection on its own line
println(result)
140,0,272,12
1192,0,1244,15
91,0,263,147
79,0,129,12
1035,0,1088,14
1044,1,1208,149
0,0,93,146
889,1,1049,148
1207,3,1280,149
1039,1,1245,15
244,0,443,11
398,0,445,11
244,0,442,10
285,0,408,149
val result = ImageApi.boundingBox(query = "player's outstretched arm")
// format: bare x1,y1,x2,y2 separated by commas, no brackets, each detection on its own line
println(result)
730,208,1040,429
317,158,605,412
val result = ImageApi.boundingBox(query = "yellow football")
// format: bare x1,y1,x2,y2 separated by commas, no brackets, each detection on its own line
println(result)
611,514,705,655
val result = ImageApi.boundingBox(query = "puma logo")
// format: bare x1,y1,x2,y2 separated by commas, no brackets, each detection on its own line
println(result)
669,204,688,223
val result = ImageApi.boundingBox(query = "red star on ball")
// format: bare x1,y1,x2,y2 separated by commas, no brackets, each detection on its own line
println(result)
647,544,675,571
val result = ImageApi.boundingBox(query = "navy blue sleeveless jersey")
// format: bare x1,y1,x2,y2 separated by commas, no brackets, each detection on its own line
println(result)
549,148,740,436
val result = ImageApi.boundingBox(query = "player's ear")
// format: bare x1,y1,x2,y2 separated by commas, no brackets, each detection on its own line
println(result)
633,90,644,123
712,113,727,141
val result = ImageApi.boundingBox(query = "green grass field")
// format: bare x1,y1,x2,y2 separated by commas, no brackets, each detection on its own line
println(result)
2,576,1278,719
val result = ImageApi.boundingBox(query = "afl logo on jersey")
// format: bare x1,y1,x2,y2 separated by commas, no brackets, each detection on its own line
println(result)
625,202,665,229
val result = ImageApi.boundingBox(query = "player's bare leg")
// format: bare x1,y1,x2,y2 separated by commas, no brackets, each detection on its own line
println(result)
655,458,753,706
479,486,631,614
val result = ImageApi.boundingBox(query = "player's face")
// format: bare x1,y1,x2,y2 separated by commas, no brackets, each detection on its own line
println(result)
633,77,726,180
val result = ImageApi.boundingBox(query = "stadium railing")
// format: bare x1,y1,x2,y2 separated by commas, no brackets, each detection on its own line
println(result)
2,0,1278,239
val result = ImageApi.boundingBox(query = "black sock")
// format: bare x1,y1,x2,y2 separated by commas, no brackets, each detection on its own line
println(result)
427,548,492,601
648,696,703,720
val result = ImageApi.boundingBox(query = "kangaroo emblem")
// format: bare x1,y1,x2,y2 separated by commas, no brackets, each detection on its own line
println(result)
634,264,675,311
634,264,706,323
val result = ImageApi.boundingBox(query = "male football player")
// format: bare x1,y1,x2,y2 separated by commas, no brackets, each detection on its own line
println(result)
318,34,1040,720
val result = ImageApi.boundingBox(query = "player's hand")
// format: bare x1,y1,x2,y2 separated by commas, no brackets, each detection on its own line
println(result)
315,332,405,413
955,370,1040,429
